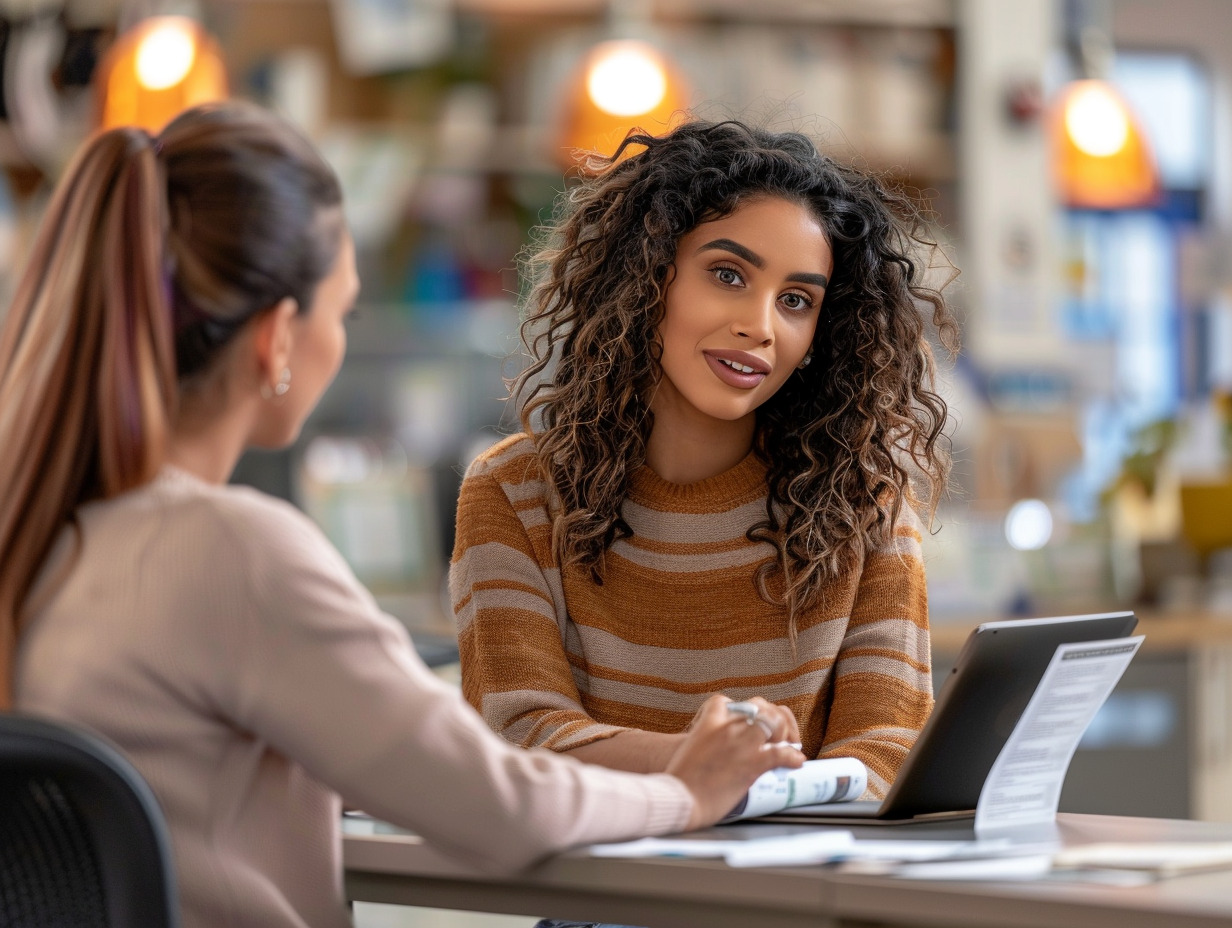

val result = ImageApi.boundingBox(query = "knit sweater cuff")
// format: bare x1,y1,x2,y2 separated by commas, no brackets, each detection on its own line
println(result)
639,773,695,836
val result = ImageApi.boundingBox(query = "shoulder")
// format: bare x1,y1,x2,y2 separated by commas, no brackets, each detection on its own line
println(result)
867,496,925,566
464,432,538,480
145,472,346,577
460,433,548,504
168,476,323,539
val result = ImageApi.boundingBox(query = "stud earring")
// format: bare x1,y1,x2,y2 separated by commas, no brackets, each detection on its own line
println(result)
797,353,813,370
261,367,291,400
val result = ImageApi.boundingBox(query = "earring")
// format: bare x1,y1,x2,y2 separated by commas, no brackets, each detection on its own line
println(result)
797,353,813,370
261,367,291,400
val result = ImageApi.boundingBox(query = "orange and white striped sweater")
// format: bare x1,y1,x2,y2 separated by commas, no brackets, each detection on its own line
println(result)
451,433,934,797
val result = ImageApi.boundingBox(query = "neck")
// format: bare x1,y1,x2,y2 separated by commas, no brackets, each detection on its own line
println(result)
164,392,257,485
644,409,756,485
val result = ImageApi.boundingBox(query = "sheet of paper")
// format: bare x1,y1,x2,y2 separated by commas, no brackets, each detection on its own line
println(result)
590,834,1043,869
588,837,745,859
723,830,856,867
1053,842,1232,875
591,831,858,865
975,635,1144,837
832,838,1018,862
880,855,1055,882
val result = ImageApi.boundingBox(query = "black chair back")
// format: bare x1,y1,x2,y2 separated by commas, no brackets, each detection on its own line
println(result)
0,713,179,928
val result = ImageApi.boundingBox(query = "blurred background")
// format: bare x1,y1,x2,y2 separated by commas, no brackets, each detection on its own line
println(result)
2,0,1232,851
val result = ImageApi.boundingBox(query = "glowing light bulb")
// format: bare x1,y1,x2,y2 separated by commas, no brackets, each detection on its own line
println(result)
1005,499,1053,552
1064,81,1130,157
135,18,197,91
585,41,668,118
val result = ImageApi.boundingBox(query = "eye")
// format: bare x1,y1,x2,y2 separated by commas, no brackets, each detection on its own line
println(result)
779,291,814,313
711,264,744,287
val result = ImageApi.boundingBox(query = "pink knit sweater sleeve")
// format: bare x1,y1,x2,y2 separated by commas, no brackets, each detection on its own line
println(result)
218,494,693,873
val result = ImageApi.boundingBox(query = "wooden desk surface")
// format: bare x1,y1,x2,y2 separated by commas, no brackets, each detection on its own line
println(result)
344,814,1232,928
929,610,1232,654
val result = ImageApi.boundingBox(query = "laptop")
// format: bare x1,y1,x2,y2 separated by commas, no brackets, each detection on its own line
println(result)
759,611,1139,825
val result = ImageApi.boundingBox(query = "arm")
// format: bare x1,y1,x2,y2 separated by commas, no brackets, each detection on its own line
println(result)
817,505,935,798
450,463,631,753
215,499,800,872
564,729,685,773
215,501,687,872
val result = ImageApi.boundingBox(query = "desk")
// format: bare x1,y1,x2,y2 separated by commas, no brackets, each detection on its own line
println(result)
344,814,1232,928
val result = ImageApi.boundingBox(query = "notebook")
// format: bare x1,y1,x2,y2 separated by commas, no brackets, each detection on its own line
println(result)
759,611,1140,825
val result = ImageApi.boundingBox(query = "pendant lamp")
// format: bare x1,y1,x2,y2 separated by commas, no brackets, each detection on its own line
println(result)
556,36,689,172
1053,78,1158,209
97,16,227,132
1052,0,1158,209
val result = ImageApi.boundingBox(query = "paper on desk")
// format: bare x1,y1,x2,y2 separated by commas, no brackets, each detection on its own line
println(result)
589,837,743,859
724,831,857,867
589,830,854,865
874,855,1056,882
975,635,1144,838
1053,842,1232,876
589,834,1043,869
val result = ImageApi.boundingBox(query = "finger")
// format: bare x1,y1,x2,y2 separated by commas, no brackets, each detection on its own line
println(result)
726,700,759,726
757,743,806,770
777,706,802,742
692,693,734,730
763,703,799,743
746,698,793,742
752,717,775,741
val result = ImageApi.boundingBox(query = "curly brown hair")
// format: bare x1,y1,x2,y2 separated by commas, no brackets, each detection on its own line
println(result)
515,119,958,633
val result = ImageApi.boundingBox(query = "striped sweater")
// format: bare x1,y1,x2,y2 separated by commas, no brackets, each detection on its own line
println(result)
451,434,934,797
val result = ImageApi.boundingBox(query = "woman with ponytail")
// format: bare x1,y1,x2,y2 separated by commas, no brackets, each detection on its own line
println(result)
1,102,802,928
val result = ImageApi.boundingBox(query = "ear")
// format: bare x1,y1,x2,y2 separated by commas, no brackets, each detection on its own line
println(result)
251,297,298,386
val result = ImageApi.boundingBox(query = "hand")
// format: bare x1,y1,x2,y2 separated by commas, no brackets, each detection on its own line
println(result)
665,694,805,831
722,696,802,745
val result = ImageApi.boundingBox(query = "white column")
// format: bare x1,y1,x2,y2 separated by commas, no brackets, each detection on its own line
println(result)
958,0,1067,369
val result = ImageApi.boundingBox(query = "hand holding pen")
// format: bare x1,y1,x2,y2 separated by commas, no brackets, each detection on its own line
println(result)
666,694,806,831
726,700,804,750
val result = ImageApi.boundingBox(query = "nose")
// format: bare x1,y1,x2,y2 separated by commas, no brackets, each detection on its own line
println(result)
731,292,775,346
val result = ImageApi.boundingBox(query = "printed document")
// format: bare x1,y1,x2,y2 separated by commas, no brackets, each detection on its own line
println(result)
975,635,1144,837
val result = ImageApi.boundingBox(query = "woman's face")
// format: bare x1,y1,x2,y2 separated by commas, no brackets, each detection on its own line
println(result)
257,224,359,447
653,195,832,430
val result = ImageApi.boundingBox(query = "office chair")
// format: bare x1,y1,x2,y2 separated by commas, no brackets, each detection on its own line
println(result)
0,713,179,928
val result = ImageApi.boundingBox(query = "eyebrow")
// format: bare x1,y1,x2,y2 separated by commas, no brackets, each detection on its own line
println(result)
695,238,829,289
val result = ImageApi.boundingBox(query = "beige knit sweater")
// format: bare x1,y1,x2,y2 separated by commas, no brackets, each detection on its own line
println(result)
452,434,934,797
15,467,692,928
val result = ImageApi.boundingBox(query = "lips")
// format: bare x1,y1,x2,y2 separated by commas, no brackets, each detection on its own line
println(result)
704,350,770,389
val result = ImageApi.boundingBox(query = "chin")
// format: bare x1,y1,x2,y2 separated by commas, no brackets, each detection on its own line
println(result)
692,398,763,423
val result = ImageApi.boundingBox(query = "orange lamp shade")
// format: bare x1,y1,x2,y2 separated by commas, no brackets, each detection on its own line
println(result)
1052,79,1158,210
98,16,228,133
556,39,689,172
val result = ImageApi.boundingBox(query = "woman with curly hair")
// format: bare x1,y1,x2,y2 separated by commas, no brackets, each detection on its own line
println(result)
451,118,957,800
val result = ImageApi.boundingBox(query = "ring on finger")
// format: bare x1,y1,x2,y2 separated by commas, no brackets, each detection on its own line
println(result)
727,701,759,725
